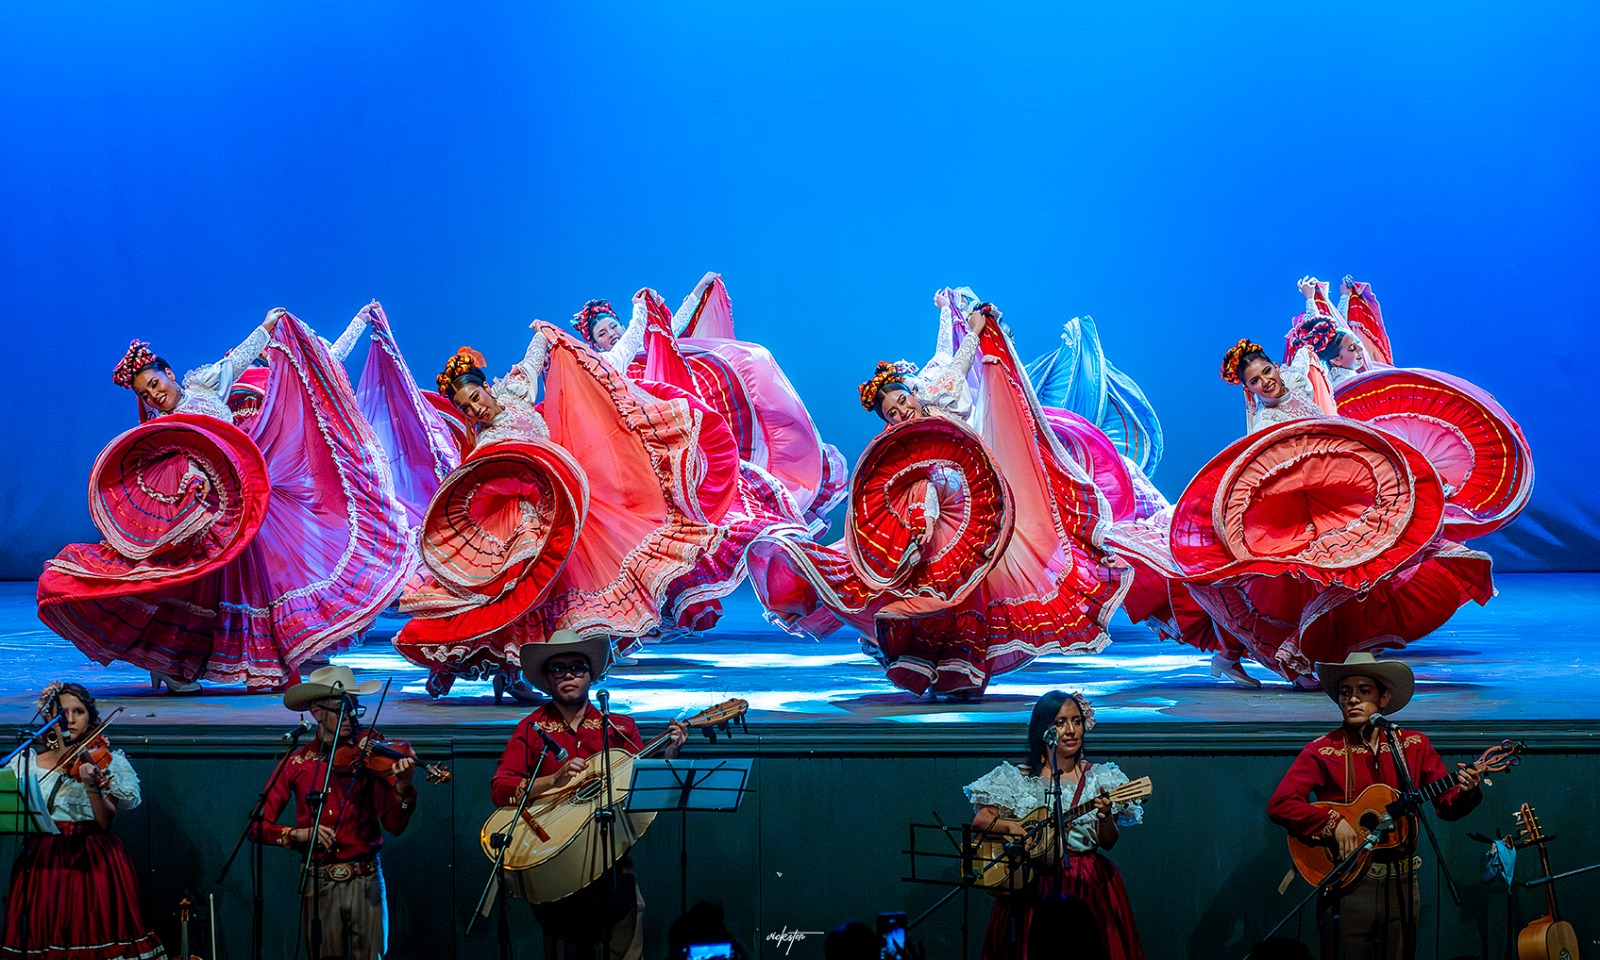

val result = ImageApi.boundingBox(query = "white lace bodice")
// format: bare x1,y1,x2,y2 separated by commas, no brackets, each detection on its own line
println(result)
965,760,1142,853
6,749,143,823
167,323,272,421
909,319,981,421
476,334,552,447
1248,347,1331,434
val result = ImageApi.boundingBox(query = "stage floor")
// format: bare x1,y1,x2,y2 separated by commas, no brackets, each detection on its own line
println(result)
3,573,1596,730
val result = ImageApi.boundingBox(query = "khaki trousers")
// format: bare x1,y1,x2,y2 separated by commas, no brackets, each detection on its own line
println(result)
301,867,387,960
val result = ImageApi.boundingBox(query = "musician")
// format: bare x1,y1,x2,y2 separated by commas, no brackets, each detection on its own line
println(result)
1267,653,1482,960
965,690,1144,960
249,666,417,960
489,631,687,960
1,681,166,960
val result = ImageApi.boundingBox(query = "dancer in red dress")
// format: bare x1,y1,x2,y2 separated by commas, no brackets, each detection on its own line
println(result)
37,310,413,691
2,682,166,960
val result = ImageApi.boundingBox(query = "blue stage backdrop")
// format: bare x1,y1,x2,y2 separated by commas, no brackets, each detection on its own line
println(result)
2,2,1596,577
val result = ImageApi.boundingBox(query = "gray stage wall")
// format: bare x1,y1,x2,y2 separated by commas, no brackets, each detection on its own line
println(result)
2,722,1595,959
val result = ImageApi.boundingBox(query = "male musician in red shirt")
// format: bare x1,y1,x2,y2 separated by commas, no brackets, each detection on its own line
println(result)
1267,653,1481,960
491,631,686,960
251,666,417,960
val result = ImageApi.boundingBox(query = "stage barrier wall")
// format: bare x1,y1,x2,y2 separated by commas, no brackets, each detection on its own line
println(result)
1,722,1594,959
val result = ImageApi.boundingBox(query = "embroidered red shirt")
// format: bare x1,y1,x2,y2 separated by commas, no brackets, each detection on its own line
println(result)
1267,726,1481,842
490,702,645,806
249,738,416,861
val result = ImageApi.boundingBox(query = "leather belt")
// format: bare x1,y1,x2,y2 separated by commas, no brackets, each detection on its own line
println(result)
1368,855,1422,879
316,858,378,883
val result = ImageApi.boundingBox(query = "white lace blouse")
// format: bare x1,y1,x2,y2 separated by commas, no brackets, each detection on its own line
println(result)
475,334,553,448
5,749,143,824
910,314,981,422
965,760,1142,854
596,299,648,374
167,323,273,421
1248,347,1332,434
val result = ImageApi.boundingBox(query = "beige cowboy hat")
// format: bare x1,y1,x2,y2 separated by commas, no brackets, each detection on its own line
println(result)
520,630,612,695
1313,652,1415,713
283,665,382,712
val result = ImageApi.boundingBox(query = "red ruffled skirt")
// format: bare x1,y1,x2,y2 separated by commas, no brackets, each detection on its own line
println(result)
981,851,1142,960
1,823,166,960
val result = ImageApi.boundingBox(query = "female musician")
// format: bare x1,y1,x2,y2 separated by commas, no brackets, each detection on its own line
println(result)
966,691,1143,960
1,682,166,959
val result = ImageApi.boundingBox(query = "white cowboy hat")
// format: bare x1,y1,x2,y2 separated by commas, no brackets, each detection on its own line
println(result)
520,630,612,695
1313,652,1415,714
283,665,381,712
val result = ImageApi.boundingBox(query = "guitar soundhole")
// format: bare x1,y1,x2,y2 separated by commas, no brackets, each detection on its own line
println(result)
575,780,602,803
1358,812,1381,832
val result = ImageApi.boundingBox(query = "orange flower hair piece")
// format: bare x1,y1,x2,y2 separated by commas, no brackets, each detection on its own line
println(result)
111,340,161,389
436,346,488,396
858,360,916,411
1220,338,1266,386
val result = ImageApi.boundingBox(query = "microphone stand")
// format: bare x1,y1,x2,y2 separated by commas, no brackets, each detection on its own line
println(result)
596,688,619,960
298,698,350,960
6,714,62,959
217,722,310,960
1380,723,1461,906
467,733,552,960
1251,813,1397,960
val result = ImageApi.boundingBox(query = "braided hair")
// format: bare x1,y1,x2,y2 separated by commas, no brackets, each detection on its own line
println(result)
111,340,170,389
858,361,916,415
571,300,617,345
1220,338,1269,386
436,347,488,397
1289,314,1350,364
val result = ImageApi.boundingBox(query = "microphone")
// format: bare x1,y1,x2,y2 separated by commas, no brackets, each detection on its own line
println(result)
596,689,609,714
534,726,569,763
1369,713,1399,730
280,719,316,742
1043,728,1059,748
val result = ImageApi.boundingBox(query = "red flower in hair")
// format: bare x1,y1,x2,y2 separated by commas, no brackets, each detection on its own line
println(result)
112,340,161,389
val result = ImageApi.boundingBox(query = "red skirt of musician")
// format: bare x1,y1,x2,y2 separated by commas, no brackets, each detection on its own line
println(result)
36,316,413,687
0,823,166,960
981,851,1143,960
747,321,1130,697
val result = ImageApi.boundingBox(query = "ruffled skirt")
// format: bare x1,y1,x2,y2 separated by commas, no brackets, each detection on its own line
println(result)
981,851,1143,960
1,824,167,960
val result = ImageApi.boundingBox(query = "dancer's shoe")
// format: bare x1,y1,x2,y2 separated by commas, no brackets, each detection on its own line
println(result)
149,671,203,695
1209,653,1262,689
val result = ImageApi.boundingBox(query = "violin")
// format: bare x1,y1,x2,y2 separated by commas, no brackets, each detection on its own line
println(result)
331,730,451,785
45,706,124,789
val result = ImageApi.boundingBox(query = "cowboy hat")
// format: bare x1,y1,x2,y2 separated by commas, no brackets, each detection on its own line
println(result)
283,665,382,712
520,630,612,695
1313,652,1414,713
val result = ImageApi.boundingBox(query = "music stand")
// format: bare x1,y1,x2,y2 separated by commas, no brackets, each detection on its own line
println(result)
626,758,752,914
0,769,58,837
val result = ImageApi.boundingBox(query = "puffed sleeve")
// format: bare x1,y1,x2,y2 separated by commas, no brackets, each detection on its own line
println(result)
106,751,142,810
1092,762,1142,826
964,762,1027,816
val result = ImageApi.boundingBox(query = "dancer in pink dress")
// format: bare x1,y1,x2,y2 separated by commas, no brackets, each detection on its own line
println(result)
38,310,413,691
393,322,725,699
747,304,1131,698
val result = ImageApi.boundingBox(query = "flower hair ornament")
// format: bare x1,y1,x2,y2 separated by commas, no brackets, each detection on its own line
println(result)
1289,314,1339,355
36,681,65,718
858,360,918,411
571,299,618,344
1220,338,1266,386
1065,690,1097,731
111,340,162,389
436,346,488,396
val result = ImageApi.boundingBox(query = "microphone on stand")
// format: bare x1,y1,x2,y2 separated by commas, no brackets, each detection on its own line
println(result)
280,719,316,742
596,688,609,714
1043,728,1059,748
534,726,569,763
1368,713,1399,730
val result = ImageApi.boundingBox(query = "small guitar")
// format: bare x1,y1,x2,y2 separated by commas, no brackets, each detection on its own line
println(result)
1515,804,1580,960
967,776,1153,892
479,698,748,870
1287,738,1524,890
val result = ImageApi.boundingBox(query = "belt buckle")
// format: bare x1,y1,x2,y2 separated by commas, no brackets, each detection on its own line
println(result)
326,862,354,883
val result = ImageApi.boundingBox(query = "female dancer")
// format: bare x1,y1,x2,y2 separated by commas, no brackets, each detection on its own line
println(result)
747,303,1130,697
966,690,1143,959
393,321,724,698
2,682,166,959
37,310,412,690
1110,338,1493,688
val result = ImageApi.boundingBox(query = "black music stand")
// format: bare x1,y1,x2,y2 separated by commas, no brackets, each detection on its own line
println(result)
625,758,752,915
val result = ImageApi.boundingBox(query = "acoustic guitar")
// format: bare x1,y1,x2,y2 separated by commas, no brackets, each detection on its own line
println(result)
1515,804,1580,960
1287,738,1523,890
966,776,1153,893
479,699,748,873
